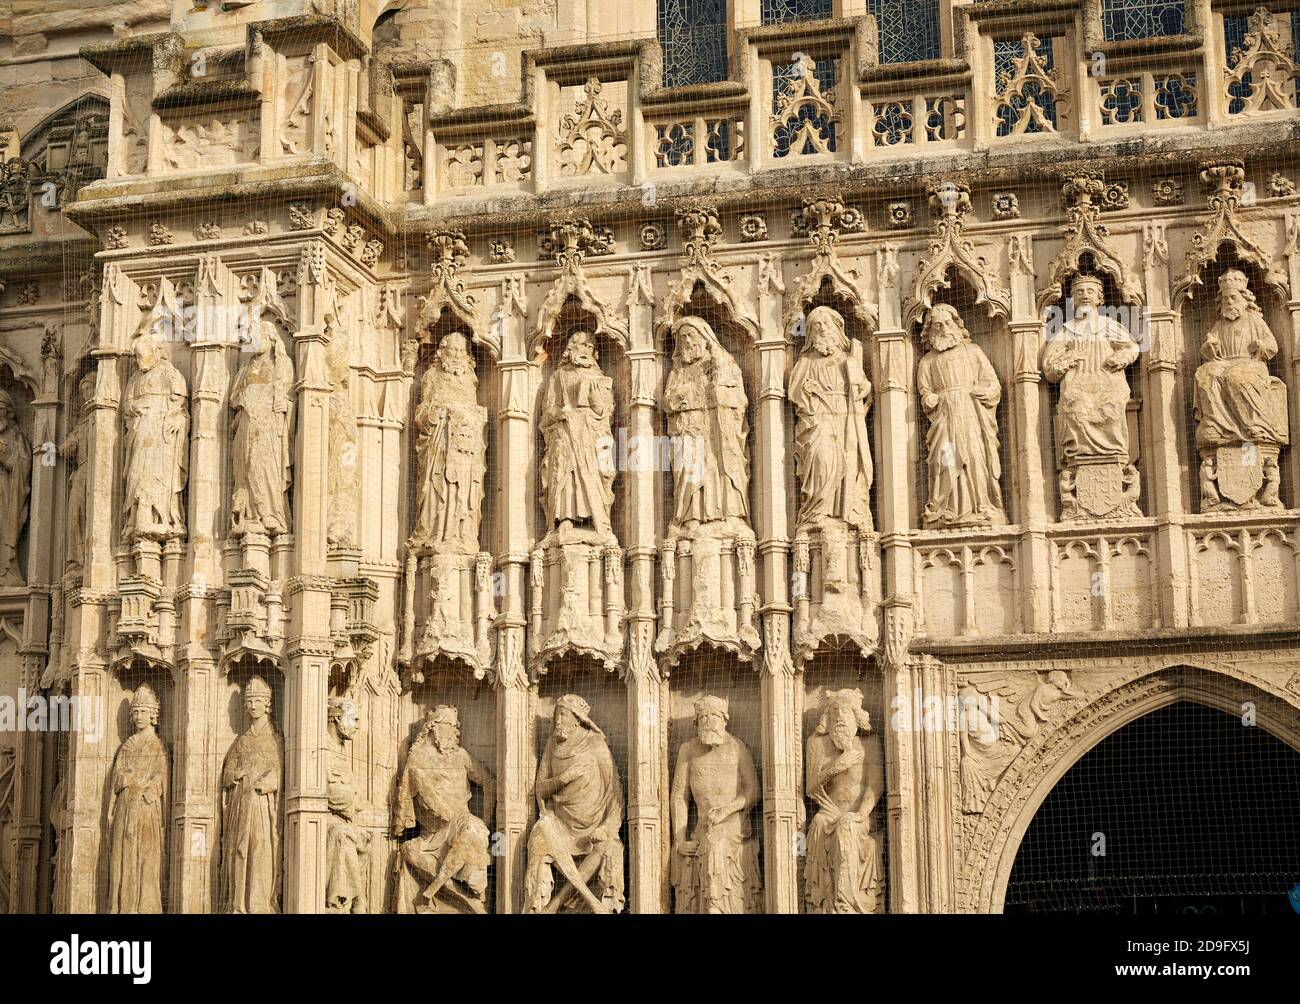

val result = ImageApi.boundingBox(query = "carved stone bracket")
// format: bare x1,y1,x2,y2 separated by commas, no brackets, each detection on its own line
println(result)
658,205,759,341
784,196,879,335
530,218,630,358
527,536,625,678
1037,173,1144,314
1171,161,1287,307
905,184,1011,332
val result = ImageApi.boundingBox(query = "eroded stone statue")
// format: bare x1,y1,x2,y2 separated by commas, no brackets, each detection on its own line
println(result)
61,373,94,573
326,697,370,914
326,331,358,549
0,388,30,584
789,305,873,533
121,336,188,542
540,331,616,535
670,695,761,913
230,320,295,537
804,688,884,914
220,675,283,914
1194,269,1289,510
917,304,1006,527
107,683,167,914
412,332,486,549
525,694,624,914
1042,275,1141,519
665,316,750,530
393,705,495,913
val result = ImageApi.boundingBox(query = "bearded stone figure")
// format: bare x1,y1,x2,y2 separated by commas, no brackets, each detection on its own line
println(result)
1042,275,1141,519
670,695,761,914
917,304,1006,527
61,373,94,573
805,689,885,914
393,705,495,913
789,306,873,533
121,336,189,542
664,317,750,530
540,332,616,537
1194,269,1290,510
230,320,295,537
525,694,625,914
107,684,168,914
220,676,283,914
412,332,486,549
0,389,30,584
326,697,370,914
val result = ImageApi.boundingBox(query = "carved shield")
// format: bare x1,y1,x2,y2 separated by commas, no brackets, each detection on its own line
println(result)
1215,445,1264,506
1074,463,1123,518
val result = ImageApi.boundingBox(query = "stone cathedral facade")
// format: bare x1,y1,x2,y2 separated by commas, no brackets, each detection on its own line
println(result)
2,0,1300,915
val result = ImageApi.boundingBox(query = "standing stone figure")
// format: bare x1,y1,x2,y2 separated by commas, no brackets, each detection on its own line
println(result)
107,683,168,914
664,317,750,530
121,336,188,541
230,320,295,536
525,694,625,914
670,695,761,914
0,389,30,583
1194,269,1290,509
540,332,616,536
61,372,94,573
789,305,873,532
220,675,283,914
917,304,1006,527
326,697,370,914
393,705,495,913
325,329,358,549
1042,275,1140,518
412,333,486,548
804,688,885,914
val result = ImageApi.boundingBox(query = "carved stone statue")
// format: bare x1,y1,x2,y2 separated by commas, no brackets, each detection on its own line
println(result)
393,705,495,913
664,316,750,530
325,331,358,549
61,372,94,573
326,697,370,914
230,320,295,537
107,683,167,914
670,695,761,914
1194,269,1289,510
540,332,616,536
121,336,188,542
789,306,873,533
1042,275,1141,519
917,304,1006,527
525,694,625,914
220,675,283,914
412,332,486,549
0,389,30,584
804,689,885,914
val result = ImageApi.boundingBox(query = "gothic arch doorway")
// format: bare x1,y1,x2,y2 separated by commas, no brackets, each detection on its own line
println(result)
1004,700,1300,914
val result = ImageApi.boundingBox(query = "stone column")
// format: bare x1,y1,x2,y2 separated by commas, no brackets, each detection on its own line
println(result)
872,245,921,913
281,242,338,913
1008,234,1051,632
754,257,799,913
1141,221,1188,628
624,264,666,912
494,275,534,913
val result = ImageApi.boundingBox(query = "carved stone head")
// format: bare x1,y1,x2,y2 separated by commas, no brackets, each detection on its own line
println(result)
694,694,729,747
129,683,160,731
1069,274,1105,315
922,304,969,353
0,389,16,432
133,336,161,372
243,675,272,722
672,316,716,366
427,704,461,752
329,697,359,742
817,688,871,752
805,305,849,358
1217,269,1256,321
436,332,472,375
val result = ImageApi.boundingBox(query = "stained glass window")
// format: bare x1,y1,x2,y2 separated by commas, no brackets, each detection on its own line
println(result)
868,0,941,64
760,0,833,25
659,0,729,88
1101,0,1185,41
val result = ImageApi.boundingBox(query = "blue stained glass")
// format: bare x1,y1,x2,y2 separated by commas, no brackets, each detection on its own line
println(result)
867,0,941,64
1101,0,1185,41
659,0,729,88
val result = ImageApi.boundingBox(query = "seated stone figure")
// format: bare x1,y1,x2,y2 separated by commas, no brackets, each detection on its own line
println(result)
393,706,495,914
525,694,625,913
